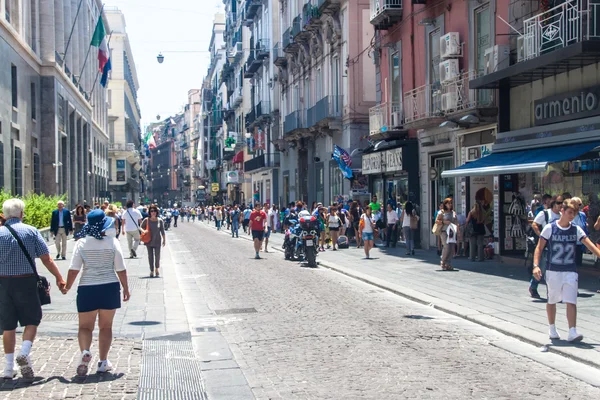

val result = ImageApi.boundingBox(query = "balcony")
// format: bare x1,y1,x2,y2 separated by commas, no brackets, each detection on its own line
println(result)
440,70,497,118
243,0,261,26
292,15,311,42
273,42,287,67
403,83,445,129
318,0,341,14
256,38,270,59
182,157,191,167
109,143,137,153
244,51,262,78
283,110,307,136
306,95,342,129
256,101,271,122
244,153,281,173
303,2,321,31
283,27,298,53
471,0,600,89
232,87,243,108
369,101,406,140
370,0,403,30
245,108,256,127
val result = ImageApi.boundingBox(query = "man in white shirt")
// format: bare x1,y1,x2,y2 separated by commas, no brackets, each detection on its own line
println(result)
529,195,563,298
263,204,275,252
121,200,143,259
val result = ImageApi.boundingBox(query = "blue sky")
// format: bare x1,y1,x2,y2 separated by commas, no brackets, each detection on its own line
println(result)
107,0,223,128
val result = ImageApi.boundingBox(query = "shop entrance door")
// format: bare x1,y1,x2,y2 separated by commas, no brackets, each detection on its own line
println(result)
430,154,455,247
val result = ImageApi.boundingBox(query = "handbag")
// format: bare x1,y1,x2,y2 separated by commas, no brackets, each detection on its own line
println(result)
4,225,51,305
140,218,152,244
446,223,458,244
410,214,419,230
432,219,443,236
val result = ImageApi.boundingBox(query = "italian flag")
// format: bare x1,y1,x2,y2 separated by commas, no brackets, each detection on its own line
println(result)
144,129,157,150
91,16,112,87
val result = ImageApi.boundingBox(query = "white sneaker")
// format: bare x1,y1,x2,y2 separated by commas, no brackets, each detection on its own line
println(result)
76,350,93,377
2,367,17,380
567,329,584,342
549,326,561,340
96,360,113,374
15,354,34,379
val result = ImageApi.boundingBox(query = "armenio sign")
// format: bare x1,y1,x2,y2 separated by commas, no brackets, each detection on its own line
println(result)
534,86,600,126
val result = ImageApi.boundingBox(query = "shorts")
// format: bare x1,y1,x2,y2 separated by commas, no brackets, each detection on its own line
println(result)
0,276,42,330
362,232,374,241
264,227,272,238
329,227,339,231
546,271,578,305
77,282,121,313
252,230,265,241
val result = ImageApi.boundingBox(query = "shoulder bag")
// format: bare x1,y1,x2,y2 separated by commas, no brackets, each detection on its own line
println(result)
140,218,152,244
4,225,51,305
410,213,419,230
432,214,443,236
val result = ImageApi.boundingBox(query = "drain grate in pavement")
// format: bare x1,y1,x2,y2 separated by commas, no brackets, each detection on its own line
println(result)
404,315,435,320
214,307,257,315
43,313,79,321
138,339,207,399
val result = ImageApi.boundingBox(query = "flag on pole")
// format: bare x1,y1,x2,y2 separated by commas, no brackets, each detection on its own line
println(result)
144,129,156,149
332,144,353,180
91,16,112,87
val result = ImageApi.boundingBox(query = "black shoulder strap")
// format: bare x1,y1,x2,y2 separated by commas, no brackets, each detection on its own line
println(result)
127,209,139,229
4,225,40,280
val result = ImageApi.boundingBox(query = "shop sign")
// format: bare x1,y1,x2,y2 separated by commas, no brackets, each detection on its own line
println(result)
116,160,126,182
534,85,600,126
226,170,239,184
384,148,403,172
211,183,220,192
362,153,382,174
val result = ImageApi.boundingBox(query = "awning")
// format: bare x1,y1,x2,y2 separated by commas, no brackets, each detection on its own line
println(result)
232,150,244,164
442,141,600,178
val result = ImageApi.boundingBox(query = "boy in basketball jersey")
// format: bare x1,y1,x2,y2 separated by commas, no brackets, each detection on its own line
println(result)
533,199,600,342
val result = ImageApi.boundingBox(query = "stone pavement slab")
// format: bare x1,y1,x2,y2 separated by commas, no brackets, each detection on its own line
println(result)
205,219,600,369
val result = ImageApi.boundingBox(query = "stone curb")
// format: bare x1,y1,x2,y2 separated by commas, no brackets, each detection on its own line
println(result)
204,222,600,370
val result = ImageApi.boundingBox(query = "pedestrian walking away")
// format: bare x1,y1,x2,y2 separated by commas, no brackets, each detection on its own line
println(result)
65,209,130,376
141,205,166,277
172,208,180,227
387,203,400,249
250,204,268,259
0,199,67,379
466,202,486,262
51,200,73,260
243,205,252,233
436,198,459,271
264,203,274,252
533,198,600,342
359,206,376,259
328,207,341,250
230,205,241,238
122,200,143,259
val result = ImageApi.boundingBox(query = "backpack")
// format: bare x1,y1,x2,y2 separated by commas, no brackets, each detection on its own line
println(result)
526,209,549,245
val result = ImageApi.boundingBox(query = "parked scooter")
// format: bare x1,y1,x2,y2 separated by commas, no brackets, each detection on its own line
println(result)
283,219,304,261
299,215,319,268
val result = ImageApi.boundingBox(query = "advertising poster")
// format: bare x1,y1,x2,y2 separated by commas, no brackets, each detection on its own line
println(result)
116,160,126,182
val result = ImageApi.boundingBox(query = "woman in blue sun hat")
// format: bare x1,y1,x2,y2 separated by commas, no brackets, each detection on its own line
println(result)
65,209,130,376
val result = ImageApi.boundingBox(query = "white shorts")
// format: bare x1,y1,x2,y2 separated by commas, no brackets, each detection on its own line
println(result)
546,271,578,305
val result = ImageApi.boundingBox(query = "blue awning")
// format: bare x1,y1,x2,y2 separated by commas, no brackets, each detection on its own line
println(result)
442,141,600,178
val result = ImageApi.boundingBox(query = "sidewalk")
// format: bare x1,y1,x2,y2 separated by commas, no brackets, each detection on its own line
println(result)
205,221,600,369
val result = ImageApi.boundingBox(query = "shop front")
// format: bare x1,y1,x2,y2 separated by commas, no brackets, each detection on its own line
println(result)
443,97,600,257
362,140,420,246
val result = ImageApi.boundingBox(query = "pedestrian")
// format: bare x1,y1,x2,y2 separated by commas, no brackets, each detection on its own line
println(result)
243,205,252,233
105,204,122,239
529,195,563,298
434,202,444,256
317,207,327,252
191,208,196,222
230,205,240,238
50,200,73,260
0,199,67,379
172,208,180,227
570,197,588,268
435,198,459,271
122,200,143,259
386,203,400,249
466,202,486,262
250,203,268,259
359,206,376,259
533,198,600,342
73,205,87,239
65,209,130,375
215,206,223,230
350,201,361,248
400,201,417,254
328,207,341,250
264,203,274,252
140,205,166,278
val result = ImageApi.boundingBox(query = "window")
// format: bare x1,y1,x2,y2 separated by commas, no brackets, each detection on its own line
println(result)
316,68,322,101
474,5,491,76
30,82,36,120
108,89,112,108
11,65,17,109
304,76,311,109
5,0,10,22
391,51,401,104
29,0,37,52
13,147,22,196
57,94,65,132
315,163,324,204
33,153,40,194
0,141,4,190
429,28,442,112
329,162,342,203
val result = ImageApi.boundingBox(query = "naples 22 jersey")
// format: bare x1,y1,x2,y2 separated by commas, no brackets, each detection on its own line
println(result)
540,222,587,272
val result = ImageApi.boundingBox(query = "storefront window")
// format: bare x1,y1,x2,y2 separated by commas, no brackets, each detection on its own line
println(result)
432,155,455,215
329,164,343,204
373,179,384,209
387,175,409,210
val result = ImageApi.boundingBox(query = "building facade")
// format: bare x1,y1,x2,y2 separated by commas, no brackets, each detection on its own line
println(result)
0,0,110,206
106,7,142,205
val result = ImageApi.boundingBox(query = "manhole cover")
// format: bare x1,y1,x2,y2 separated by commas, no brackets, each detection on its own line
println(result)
213,308,257,315
43,313,79,321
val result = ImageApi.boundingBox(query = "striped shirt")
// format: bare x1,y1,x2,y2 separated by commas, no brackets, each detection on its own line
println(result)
0,218,49,276
69,235,126,286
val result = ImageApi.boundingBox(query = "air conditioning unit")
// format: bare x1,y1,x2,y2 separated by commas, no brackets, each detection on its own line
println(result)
439,59,460,83
390,111,402,127
441,92,459,112
440,32,461,59
516,36,526,62
484,45,510,74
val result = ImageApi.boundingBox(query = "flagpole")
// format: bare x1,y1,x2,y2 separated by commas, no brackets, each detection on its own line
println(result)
78,4,105,87
88,30,113,101
63,0,85,62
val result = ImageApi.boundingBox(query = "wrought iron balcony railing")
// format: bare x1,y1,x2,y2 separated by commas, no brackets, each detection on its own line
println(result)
369,101,403,136
404,83,442,125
